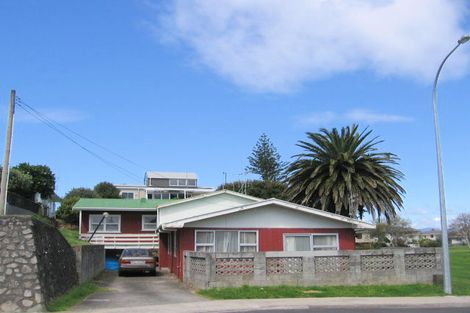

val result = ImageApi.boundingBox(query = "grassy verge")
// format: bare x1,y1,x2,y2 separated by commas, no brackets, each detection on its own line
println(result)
199,246,470,299
451,246,470,295
59,228,88,246
32,214,54,226
198,284,444,299
47,282,101,312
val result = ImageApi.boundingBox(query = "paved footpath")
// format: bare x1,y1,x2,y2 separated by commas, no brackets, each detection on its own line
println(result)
71,296,470,313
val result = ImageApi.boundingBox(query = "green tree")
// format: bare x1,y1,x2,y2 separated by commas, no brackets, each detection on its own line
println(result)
94,181,120,198
0,167,34,197
218,179,289,200
246,133,286,182
450,213,470,248
14,163,56,199
370,216,416,247
285,125,405,221
56,188,95,224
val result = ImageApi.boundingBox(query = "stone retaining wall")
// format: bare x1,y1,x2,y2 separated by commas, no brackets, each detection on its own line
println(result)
0,216,83,312
184,248,442,289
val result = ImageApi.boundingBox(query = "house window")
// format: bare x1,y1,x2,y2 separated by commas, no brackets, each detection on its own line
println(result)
195,230,258,252
195,231,214,252
239,231,258,252
284,233,339,251
168,179,197,187
142,215,157,231
89,214,120,233
121,192,134,199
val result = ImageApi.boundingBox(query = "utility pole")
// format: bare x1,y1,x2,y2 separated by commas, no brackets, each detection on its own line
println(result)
0,90,16,216
222,172,227,189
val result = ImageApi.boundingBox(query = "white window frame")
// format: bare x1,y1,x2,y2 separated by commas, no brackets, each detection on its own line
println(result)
283,233,339,251
141,214,157,231
169,179,178,186
194,230,259,252
88,214,121,233
173,231,177,257
121,192,134,199
168,232,172,256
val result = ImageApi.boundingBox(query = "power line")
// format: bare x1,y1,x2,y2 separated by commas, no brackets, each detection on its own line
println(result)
16,97,144,169
15,98,141,181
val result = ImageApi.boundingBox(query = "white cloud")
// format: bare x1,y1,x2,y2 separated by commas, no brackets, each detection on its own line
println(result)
150,0,470,93
16,108,87,124
297,109,413,125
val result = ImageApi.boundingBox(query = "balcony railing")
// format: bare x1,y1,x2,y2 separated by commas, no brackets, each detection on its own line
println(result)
80,233,159,249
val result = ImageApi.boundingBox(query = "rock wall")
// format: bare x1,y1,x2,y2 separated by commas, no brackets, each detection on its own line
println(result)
0,216,78,312
32,219,78,303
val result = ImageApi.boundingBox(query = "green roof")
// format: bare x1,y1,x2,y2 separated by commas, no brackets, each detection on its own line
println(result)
73,198,177,209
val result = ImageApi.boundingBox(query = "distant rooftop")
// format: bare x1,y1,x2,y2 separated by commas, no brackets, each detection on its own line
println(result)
145,171,198,180
73,198,177,210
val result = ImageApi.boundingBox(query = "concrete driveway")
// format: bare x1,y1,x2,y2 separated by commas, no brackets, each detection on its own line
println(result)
72,271,204,312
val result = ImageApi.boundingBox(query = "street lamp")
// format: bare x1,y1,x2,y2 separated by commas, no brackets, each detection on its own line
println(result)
88,212,109,242
432,34,470,295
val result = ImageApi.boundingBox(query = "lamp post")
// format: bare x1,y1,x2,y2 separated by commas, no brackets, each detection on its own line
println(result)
88,212,109,242
432,34,470,295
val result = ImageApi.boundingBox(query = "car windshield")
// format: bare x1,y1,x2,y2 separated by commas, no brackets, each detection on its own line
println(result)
122,249,152,257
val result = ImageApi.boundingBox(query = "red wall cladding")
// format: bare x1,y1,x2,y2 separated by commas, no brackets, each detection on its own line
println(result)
80,211,157,234
258,228,356,251
169,227,356,279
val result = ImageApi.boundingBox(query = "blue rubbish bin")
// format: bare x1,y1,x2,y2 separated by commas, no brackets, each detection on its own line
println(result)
106,257,119,271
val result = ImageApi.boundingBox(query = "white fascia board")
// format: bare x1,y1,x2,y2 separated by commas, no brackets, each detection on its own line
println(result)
157,190,263,210
161,222,185,229
264,199,376,229
159,198,376,230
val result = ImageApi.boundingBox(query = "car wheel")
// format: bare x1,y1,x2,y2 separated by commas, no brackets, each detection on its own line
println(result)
118,270,124,277
150,270,157,276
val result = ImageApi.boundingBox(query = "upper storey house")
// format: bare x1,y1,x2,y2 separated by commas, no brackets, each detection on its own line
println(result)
114,171,215,201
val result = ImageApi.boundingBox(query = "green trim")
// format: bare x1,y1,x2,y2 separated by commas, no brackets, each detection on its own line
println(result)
73,198,177,209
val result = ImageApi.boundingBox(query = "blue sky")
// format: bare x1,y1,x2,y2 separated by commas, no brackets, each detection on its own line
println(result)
0,0,469,228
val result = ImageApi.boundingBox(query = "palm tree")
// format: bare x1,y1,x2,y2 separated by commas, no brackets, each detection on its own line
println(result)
286,125,405,221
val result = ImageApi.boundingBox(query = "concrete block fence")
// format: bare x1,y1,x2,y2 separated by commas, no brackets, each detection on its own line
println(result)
184,248,442,289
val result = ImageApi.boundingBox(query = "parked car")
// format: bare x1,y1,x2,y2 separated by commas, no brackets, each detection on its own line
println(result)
118,248,159,276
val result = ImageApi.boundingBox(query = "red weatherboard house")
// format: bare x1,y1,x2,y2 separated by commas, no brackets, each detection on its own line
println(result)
156,190,375,279
73,198,175,249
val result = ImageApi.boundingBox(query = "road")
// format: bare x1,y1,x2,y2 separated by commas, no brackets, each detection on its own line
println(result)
234,308,470,313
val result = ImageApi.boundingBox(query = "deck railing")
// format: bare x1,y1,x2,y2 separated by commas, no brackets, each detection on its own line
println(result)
80,233,159,249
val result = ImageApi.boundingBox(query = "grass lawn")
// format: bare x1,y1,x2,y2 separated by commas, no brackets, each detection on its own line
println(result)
59,228,89,246
47,282,103,312
198,246,470,299
450,246,470,295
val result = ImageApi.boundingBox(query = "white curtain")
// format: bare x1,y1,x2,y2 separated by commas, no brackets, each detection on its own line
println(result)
313,235,337,247
196,231,214,244
240,232,256,244
215,231,238,252
285,236,310,251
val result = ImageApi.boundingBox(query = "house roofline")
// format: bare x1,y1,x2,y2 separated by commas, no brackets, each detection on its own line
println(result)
156,190,263,209
160,198,376,230
73,207,159,212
